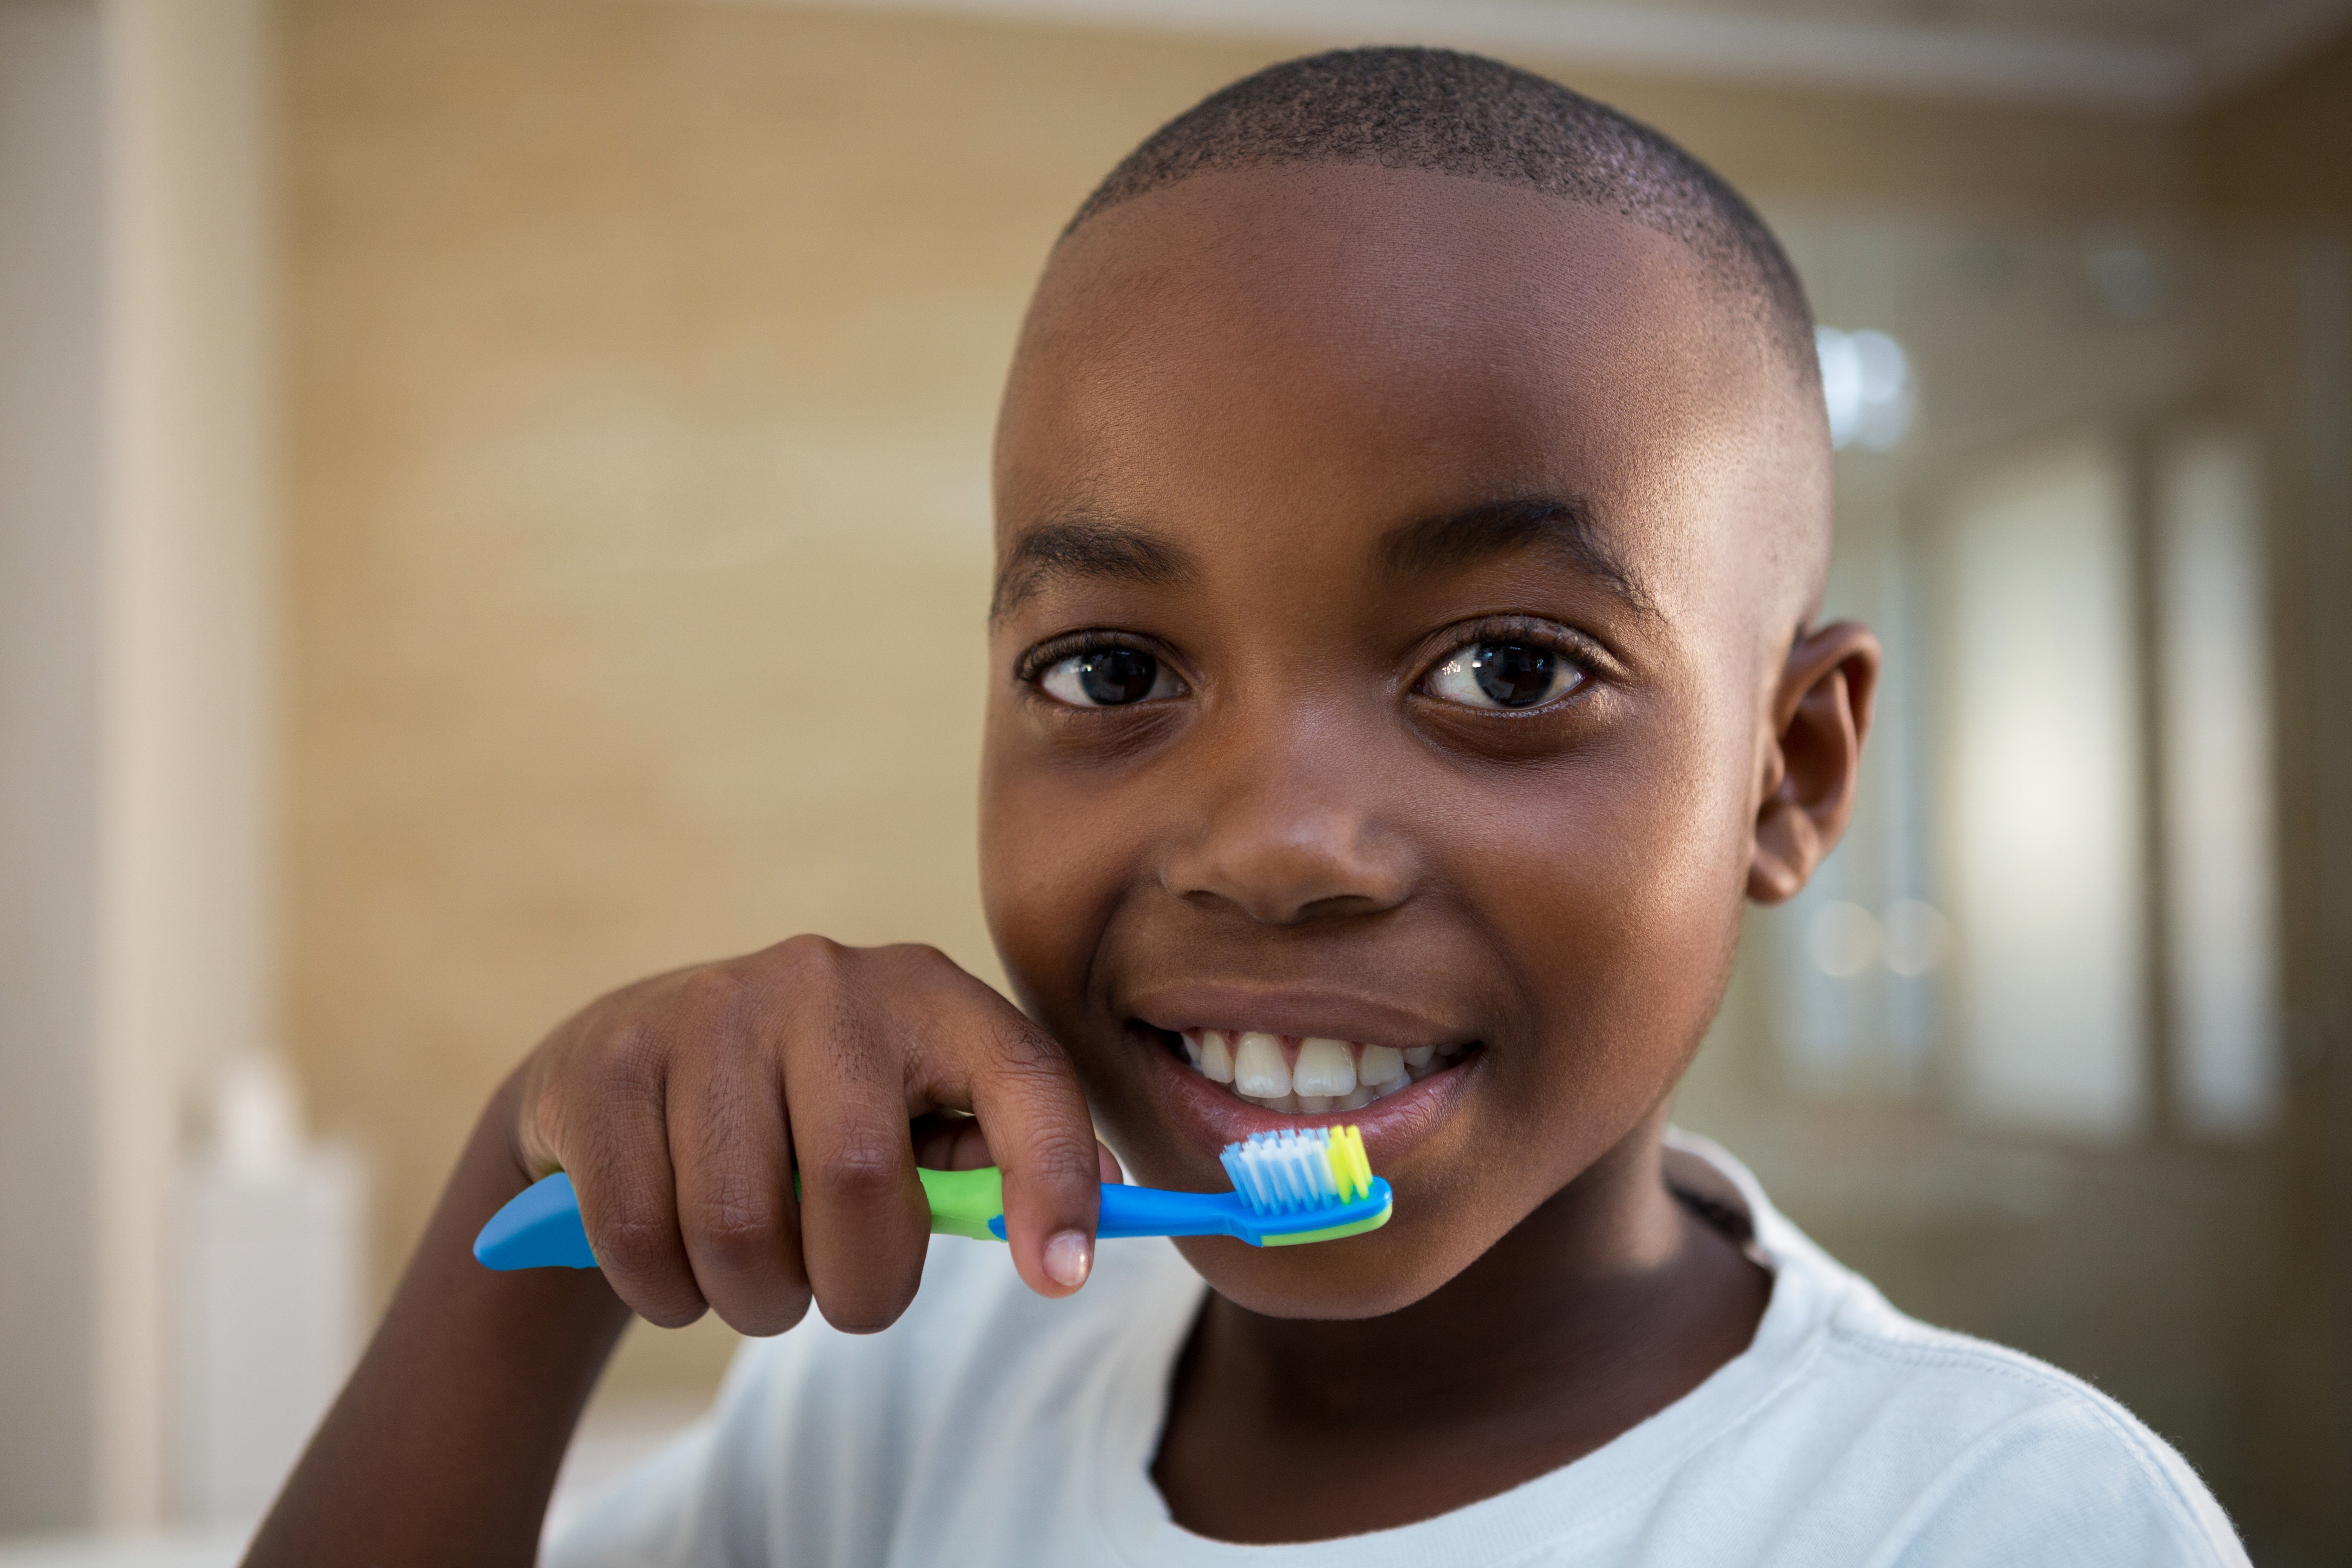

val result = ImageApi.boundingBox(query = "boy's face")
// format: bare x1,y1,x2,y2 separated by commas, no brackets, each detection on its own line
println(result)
982,165,1831,1317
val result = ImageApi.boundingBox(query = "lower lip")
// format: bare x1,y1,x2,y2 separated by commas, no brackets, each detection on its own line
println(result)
1129,1024,1478,1169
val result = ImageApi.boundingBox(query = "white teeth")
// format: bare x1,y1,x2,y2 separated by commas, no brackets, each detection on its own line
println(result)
1173,1027,1455,1110
1200,1030,1235,1083
1232,1032,1291,1098
1292,1038,1356,1098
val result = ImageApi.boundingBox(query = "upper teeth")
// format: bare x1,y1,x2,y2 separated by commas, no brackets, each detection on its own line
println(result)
1176,1029,1463,1114
1292,1038,1355,1097
1234,1031,1290,1097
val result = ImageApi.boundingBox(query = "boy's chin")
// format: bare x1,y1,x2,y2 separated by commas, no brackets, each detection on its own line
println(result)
1169,1221,1484,1321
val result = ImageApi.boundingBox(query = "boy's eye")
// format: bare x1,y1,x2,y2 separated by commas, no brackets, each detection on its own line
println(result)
1425,641,1582,710
1038,647,1181,708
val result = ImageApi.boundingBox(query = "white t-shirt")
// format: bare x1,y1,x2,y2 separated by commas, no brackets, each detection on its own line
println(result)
543,1132,2247,1567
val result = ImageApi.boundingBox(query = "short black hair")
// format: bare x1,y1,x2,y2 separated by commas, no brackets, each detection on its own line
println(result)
1067,47,1817,394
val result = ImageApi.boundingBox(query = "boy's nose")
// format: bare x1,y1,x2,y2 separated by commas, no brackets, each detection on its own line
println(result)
1158,736,1416,925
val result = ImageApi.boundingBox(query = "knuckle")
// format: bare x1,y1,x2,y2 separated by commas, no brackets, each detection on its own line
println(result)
600,1019,672,1093
983,1017,1074,1081
687,1184,787,1273
977,1027,1086,1112
765,933,848,987
590,1209,677,1276
807,1128,907,1207
592,1220,708,1329
674,963,751,1024
757,936,860,1036
1021,1126,1103,1188
879,942,952,977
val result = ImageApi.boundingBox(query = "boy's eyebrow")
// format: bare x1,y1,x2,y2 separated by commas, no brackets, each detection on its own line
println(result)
991,518,1194,619
1378,496,1657,617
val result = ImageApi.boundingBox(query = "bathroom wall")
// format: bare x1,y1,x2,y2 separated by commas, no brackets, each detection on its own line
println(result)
0,0,279,1530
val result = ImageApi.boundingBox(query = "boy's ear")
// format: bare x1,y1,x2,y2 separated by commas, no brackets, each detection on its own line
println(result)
1748,620,1882,906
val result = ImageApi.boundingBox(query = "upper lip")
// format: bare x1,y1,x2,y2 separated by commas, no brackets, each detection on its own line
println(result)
1120,982,1472,1052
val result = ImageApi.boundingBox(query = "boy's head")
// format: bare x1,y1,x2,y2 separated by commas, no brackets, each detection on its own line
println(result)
977,49,1876,1316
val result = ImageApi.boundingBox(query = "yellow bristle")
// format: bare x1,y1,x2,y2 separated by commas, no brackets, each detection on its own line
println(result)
1323,1124,1372,1200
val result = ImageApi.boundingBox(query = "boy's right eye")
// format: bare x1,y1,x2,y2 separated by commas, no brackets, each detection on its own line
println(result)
1037,647,1183,708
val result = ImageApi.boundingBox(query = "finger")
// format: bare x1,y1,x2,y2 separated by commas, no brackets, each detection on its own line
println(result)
951,1007,1101,1299
786,1027,931,1334
668,1040,810,1337
559,1024,708,1329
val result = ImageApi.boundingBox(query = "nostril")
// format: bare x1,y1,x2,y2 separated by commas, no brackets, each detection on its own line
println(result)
1160,808,1417,926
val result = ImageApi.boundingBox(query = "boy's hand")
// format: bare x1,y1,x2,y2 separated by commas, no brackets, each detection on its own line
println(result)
507,938,1106,1336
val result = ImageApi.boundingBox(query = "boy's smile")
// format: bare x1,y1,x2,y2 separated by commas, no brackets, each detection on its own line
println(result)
981,164,1860,1322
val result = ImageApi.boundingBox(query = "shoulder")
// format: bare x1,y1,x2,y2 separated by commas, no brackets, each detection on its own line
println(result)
1808,1294,2245,1566
1661,1131,2248,1567
1739,1234,2248,1567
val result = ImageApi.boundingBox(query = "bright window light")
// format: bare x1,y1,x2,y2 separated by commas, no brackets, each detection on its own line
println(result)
1808,900,1882,979
1816,325,1913,451
1944,439,2148,1140
2158,430,2281,1138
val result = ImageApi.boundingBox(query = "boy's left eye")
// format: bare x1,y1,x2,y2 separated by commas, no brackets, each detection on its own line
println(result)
1038,647,1184,708
1425,641,1584,710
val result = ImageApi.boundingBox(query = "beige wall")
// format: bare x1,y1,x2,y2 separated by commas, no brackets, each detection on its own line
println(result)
284,0,1281,1390
282,0,2200,1394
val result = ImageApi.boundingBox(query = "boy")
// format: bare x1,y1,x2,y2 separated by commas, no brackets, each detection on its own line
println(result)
250,49,2246,1566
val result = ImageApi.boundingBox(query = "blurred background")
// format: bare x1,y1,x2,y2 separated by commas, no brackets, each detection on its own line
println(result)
2,0,2348,1561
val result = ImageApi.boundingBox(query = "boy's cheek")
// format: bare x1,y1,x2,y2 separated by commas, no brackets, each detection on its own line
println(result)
977,751,1126,1022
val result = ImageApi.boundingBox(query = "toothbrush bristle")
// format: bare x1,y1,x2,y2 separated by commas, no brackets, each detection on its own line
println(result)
1221,1125,1375,1214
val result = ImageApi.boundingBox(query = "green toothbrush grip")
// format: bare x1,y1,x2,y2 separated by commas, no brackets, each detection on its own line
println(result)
784,1165,1005,1241
914,1165,1007,1241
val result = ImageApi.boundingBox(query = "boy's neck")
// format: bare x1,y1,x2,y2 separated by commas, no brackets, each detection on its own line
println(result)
1152,1114,1770,1543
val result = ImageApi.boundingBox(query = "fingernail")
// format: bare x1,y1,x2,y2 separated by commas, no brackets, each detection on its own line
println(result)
1043,1229,1092,1290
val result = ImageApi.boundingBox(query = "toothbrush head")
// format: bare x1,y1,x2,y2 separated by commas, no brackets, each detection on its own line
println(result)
1220,1125,1393,1246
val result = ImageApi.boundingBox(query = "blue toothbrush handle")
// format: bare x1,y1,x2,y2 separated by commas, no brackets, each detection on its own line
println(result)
1093,1182,1251,1239
474,1172,598,1270
475,1172,1262,1270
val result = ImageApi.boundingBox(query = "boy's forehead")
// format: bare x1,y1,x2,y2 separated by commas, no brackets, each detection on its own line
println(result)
994,165,1824,626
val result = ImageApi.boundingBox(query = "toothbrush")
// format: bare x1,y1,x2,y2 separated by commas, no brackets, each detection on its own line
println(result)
474,1124,1393,1271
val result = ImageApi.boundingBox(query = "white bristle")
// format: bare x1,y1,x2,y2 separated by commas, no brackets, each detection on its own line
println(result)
1221,1127,1341,1215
